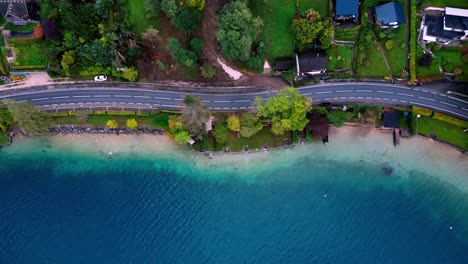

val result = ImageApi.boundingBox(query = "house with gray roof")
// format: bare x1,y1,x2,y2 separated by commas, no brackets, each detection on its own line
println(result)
420,6,468,44
0,0,29,25
374,2,406,29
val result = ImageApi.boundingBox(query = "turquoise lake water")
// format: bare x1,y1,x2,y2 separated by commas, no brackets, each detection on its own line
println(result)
0,131,467,263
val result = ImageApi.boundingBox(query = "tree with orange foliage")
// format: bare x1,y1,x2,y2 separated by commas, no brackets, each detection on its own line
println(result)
33,25,43,39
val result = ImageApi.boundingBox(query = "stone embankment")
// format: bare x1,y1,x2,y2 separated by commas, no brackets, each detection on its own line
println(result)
48,125,164,135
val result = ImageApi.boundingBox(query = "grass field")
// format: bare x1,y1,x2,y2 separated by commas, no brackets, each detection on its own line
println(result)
334,26,361,42
250,0,329,64
200,127,293,152
356,39,389,77
127,0,158,34
0,131,8,145
51,113,170,130
8,38,49,69
415,46,441,78
381,28,406,77
418,0,468,8
433,48,468,80
417,116,468,150
327,45,353,71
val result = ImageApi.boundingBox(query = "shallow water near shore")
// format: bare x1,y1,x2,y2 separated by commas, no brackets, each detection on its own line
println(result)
1,128,467,263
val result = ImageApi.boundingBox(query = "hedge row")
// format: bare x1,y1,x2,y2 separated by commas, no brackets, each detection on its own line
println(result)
412,106,432,117
409,0,417,84
433,112,468,128
12,65,47,70
49,110,162,117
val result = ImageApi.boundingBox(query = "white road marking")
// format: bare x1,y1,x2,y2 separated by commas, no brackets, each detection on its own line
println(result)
336,90,352,93
154,97,171,100
214,100,230,103
114,95,132,98
461,108,468,112
134,96,151,99
356,90,371,92
397,93,414,97
72,95,91,98
52,96,69,99
419,96,436,102
440,101,457,108
31,98,48,101
173,98,182,101
377,91,393,94
316,91,332,94
93,95,111,98
410,102,465,119
302,93,312,95
234,99,251,102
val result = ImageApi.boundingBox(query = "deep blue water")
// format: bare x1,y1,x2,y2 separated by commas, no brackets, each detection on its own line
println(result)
1,139,468,263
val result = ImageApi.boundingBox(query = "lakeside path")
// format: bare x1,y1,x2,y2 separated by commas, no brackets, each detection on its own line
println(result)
0,82,467,120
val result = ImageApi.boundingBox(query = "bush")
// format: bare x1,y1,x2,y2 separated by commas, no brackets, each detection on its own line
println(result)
126,119,138,130
190,38,204,55
412,106,432,117
106,110,135,116
418,53,432,66
200,64,216,79
454,67,463,76
167,38,198,68
443,64,454,72
385,40,394,50
212,122,229,145
226,115,240,132
410,112,418,135
326,111,347,127
106,119,118,129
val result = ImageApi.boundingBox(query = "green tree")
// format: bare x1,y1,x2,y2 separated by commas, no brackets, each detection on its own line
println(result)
240,112,262,138
256,87,312,135
216,0,263,61
126,118,138,130
319,21,334,49
161,0,204,32
122,67,138,82
61,50,76,72
200,64,216,79
181,95,209,139
2,100,50,136
226,115,240,132
167,38,198,68
106,119,118,129
190,37,204,55
212,122,229,144
174,130,190,144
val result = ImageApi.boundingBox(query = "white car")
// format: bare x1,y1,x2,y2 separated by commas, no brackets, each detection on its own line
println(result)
94,75,107,81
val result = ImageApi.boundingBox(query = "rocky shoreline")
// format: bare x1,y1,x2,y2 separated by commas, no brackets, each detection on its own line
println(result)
48,125,165,135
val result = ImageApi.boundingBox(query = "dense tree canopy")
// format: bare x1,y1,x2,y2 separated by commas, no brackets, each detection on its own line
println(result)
290,9,333,50
226,115,240,132
240,112,262,138
167,38,198,68
181,95,210,139
212,122,229,144
161,0,205,32
216,0,263,62
256,87,312,135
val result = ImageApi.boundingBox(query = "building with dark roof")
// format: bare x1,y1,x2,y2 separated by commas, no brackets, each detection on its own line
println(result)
334,0,360,24
274,58,294,72
420,6,468,44
382,111,400,129
374,2,406,29
0,0,29,25
295,50,328,78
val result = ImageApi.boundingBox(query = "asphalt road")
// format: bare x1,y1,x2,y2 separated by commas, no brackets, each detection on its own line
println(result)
1,83,467,120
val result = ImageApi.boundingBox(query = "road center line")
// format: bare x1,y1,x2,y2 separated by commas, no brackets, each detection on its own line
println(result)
31,98,48,101
440,101,458,108
336,90,352,93
214,100,231,103
114,95,132,98
234,99,251,102
356,90,371,92
93,95,111,98
133,96,151,99
52,96,69,99
377,91,393,94
397,93,414,97
153,97,171,100
419,96,436,102
316,91,332,94
72,95,91,98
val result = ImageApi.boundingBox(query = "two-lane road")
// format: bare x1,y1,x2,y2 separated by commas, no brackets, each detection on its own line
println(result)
1,83,467,120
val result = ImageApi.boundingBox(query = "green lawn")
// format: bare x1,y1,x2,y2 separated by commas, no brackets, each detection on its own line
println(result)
433,48,468,80
4,22,38,32
327,45,353,71
51,113,170,130
127,0,158,34
418,0,468,8
199,127,293,152
356,39,389,77
417,116,468,150
381,27,406,78
250,0,329,64
0,131,8,145
8,38,49,69
416,45,441,78
335,26,361,42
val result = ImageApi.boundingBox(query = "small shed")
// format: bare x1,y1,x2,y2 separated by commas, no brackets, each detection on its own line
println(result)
275,58,294,72
382,111,400,128
375,2,406,28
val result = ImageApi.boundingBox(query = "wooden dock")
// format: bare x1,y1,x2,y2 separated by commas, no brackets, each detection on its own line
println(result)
393,129,400,146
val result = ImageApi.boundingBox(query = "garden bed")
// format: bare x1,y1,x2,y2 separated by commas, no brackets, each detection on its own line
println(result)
327,45,353,72
8,38,49,70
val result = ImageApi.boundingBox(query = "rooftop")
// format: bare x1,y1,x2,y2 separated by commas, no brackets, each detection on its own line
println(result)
0,0,28,19
296,50,328,73
336,0,359,16
425,15,464,39
375,2,406,25
382,112,400,129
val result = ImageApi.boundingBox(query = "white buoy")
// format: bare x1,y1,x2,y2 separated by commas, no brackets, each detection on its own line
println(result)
450,226,453,230
108,151,113,156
